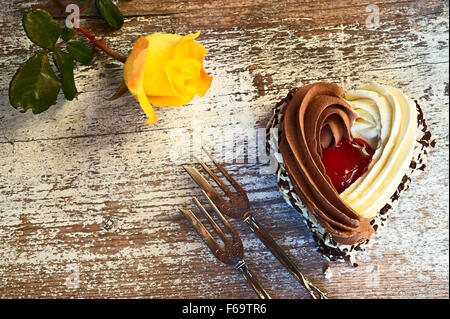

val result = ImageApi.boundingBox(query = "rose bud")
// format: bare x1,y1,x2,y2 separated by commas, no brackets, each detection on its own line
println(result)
123,32,213,125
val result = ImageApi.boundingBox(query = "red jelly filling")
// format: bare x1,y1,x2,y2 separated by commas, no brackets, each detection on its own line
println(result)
321,138,375,194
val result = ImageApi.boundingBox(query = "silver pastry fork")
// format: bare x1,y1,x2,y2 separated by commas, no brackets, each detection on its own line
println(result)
184,147,327,299
180,197,271,299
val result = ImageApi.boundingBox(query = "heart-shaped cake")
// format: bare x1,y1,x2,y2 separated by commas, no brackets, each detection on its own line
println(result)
267,82,434,266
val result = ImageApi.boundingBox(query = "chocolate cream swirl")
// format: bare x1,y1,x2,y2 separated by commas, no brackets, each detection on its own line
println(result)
279,82,375,245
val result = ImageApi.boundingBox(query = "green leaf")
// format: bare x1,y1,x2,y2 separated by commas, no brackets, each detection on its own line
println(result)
66,41,94,64
104,80,128,101
95,0,124,31
9,54,62,114
22,9,61,50
53,49,77,101
61,27,75,42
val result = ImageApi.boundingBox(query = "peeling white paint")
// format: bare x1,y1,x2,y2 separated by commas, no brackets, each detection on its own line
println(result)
0,1,448,298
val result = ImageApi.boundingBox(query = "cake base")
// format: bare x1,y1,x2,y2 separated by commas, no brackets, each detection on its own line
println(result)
266,89,434,266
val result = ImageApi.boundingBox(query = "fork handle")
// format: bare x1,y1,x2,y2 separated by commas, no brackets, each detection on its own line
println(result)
243,213,328,299
235,260,272,299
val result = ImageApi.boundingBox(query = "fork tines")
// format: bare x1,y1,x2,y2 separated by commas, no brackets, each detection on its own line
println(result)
184,148,249,219
183,147,328,299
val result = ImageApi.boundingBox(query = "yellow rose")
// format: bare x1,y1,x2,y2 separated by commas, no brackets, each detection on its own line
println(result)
123,32,213,125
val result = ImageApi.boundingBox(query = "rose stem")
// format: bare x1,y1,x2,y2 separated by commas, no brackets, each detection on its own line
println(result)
75,26,127,63
52,0,92,13
55,28,79,48
52,0,65,11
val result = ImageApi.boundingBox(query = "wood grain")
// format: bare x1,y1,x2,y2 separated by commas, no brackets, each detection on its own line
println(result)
0,0,448,298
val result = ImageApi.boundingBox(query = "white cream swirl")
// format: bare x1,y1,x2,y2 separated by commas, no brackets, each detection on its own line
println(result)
341,83,418,219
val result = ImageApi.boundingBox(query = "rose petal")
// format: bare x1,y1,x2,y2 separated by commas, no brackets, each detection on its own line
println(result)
124,36,148,96
138,90,157,125
167,58,202,97
124,32,213,123
188,41,208,62
142,34,182,97
148,94,194,107
194,69,213,97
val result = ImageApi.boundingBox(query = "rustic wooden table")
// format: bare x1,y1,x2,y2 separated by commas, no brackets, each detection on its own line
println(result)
0,0,448,299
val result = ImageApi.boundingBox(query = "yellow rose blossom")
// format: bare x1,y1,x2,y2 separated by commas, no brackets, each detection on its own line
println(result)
123,32,213,125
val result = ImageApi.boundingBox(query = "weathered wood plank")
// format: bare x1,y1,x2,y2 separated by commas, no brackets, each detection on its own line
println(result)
10,0,448,23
